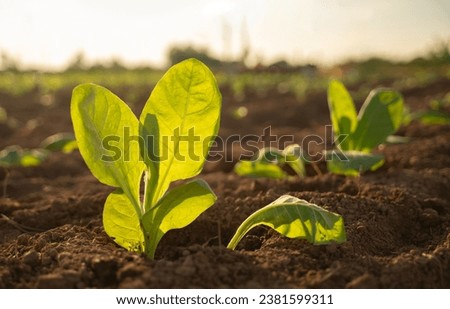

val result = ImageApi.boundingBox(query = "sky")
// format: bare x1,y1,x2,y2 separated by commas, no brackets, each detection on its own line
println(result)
0,0,449,70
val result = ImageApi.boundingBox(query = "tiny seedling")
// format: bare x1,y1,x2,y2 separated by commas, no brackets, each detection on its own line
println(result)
40,133,78,153
227,195,346,249
326,80,404,176
71,59,221,259
0,133,78,169
0,145,48,168
413,96,450,125
234,144,305,179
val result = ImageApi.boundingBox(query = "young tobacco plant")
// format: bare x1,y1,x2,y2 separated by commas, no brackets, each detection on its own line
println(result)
326,80,404,176
234,144,306,179
71,59,221,259
227,195,346,249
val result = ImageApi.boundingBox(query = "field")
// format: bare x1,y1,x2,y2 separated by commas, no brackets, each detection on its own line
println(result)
0,59,449,288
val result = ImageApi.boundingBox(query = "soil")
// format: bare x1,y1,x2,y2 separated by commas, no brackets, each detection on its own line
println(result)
0,78,449,288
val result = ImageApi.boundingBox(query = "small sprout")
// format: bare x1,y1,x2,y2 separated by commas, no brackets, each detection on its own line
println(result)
234,144,305,179
227,195,346,250
0,146,48,168
415,110,450,125
40,133,78,153
326,80,404,175
71,59,221,259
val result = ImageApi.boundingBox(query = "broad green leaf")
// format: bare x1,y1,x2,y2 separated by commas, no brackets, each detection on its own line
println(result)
71,84,145,213
0,146,48,167
227,195,346,250
142,179,216,258
139,58,221,205
352,89,403,152
327,80,358,150
41,133,78,153
234,160,287,179
103,189,144,253
325,150,384,176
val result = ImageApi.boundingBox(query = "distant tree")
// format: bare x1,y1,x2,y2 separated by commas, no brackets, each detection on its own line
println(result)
167,46,222,69
0,51,19,71
65,51,88,71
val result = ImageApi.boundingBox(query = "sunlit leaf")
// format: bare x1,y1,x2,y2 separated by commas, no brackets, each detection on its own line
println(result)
327,80,358,150
139,58,221,206
352,89,404,152
325,150,384,176
227,195,346,250
71,84,145,214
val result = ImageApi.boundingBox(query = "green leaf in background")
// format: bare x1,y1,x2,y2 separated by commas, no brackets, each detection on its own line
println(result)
227,195,346,250
234,145,305,179
0,146,48,168
325,150,385,176
139,58,221,206
71,84,145,215
234,160,287,179
142,179,216,259
351,89,404,152
416,110,450,125
282,144,306,177
327,80,358,150
40,132,78,153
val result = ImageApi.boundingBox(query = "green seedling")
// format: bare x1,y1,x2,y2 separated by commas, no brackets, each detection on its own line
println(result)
414,96,450,125
326,80,404,176
41,133,78,153
71,59,221,259
227,195,346,249
0,133,79,169
416,110,450,125
234,144,305,179
0,145,48,168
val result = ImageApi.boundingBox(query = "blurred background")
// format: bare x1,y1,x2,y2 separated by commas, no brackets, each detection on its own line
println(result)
0,0,449,70
0,0,449,156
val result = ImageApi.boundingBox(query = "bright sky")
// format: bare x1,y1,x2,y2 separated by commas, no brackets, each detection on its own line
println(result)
0,0,449,69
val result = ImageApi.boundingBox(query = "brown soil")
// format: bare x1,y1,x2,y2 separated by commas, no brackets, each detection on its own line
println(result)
0,78,449,288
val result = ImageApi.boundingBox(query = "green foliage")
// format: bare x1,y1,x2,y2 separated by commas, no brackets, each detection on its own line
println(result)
234,145,305,179
227,195,346,250
413,96,450,125
416,110,450,125
326,80,404,175
0,146,48,168
324,151,384,177
40,133,78,153
71,59,221,259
